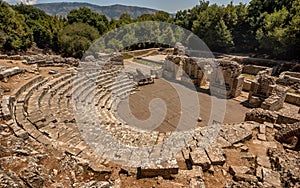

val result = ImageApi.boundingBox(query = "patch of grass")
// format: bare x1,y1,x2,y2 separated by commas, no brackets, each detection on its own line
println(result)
123,53,133,59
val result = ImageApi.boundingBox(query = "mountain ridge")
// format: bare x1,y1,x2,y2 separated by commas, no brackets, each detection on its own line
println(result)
33,2,162,19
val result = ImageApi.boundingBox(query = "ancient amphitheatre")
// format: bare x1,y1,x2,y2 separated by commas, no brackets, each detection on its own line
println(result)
0,44,299,187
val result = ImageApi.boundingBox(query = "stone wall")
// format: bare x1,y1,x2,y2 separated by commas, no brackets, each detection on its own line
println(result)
0,55,23,60
231,56,300,75
163,56,208,88
276,71,300,86
285,93,300,106
242,65,272,75
22,55,79,67
212,59,244,98
0,54,79,67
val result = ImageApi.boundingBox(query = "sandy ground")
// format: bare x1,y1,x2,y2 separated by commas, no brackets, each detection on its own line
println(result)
119,78,249,133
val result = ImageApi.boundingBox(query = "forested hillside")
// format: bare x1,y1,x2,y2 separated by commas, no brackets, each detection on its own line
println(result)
0,0,299,59
33,2,158,19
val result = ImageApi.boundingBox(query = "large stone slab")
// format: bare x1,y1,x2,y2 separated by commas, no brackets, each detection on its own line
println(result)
234,173,258,183
189,149,211,170
229,166,251,175
137,159,179,178
177,165,203,179
256,155,271,168
262,168,282,188
219,125,252,144
205,146,226,165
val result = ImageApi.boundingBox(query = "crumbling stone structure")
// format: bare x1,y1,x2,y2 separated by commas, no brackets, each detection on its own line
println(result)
276,71,300,87
163,56,207,87
163,55,244,98
210,60,244,98
248,71,288,111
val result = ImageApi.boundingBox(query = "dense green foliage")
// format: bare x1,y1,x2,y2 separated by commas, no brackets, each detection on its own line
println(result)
67,7,109,35
0,0,299,59
58,22,100,58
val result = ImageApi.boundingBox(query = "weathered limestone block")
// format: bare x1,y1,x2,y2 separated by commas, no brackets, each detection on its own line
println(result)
0,54,8,59
257,134,267,141
0,67,25,80
137,159,179,178
274,122,300,149
10,55,22,60
174,151,188,170
232,75,244,97
261,86,287,111
262,168,282,188
285,93,300,106
234,173,258,183
0,95,13,120
219,125,252,144
22,55,79,67
229,166,251,175
205,146,226,165
177,166,203,179
88,160,112,174
256,155,271,168
189,177,206,188
189,149,211,170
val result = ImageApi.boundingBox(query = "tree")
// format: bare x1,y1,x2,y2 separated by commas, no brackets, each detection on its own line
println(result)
159,26,176,47
154,11,171,22
58,23,100,58
0,30,7,48
0,1,33,51
67,7,109,35
200,19,234,53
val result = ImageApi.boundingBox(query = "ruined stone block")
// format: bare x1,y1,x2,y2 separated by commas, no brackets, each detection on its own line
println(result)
189,149,211,171
137,159,179,178
205,146,226,165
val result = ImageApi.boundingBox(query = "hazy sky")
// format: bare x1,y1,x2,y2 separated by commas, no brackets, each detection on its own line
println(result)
6,0,250,12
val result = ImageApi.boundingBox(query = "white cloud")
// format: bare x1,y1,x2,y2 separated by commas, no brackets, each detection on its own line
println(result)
5,0,37,5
